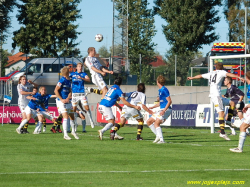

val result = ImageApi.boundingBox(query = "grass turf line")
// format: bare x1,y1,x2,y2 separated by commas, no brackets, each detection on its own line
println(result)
0,124,249,187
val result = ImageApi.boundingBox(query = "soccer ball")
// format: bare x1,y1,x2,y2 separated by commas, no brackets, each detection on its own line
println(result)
95,34,103,42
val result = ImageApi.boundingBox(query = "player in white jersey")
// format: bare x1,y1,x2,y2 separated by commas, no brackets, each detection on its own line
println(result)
187,62,245,141
84,47,113,99
230,71,250,153
111,83,153,140
17,75,38,133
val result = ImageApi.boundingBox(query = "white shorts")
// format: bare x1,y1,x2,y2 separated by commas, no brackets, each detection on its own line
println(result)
72,93,88,107
98,105,114,121
211,96,230,112
18,102,29,113
92,73,107,90
24,106,38,118
56,99,73,114
151,108,172,122
121,107,143,120
39,110,54,121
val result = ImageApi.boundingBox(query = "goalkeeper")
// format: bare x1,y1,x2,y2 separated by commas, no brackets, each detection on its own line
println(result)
222,77,246,135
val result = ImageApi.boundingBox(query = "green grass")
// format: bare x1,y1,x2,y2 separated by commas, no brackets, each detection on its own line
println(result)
0,124,250,187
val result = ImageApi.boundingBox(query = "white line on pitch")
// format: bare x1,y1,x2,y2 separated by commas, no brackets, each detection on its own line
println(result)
0,169,249,175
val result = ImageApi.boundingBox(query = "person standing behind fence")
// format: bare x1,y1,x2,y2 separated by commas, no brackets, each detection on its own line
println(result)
84,47,113,100
17,75,38,133
69,62,95,130
187,62,245,141
147,75,172,144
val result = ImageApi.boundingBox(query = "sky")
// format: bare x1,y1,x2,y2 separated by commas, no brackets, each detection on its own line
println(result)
3,0,228,57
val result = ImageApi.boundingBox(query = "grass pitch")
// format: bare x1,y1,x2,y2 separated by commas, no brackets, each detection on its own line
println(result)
0,124,249,187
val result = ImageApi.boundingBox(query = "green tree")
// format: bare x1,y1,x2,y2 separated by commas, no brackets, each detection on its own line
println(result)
12,0,81,57
0,0,17,40
223,0,241,41
224,1,250,42
154,0,221,54
1,49,12,76
165,50,204,86
154,0,221,85
114,0,156,84
98,45,110,57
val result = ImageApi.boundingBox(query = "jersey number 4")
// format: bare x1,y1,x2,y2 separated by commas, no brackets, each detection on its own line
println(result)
210,74,217,83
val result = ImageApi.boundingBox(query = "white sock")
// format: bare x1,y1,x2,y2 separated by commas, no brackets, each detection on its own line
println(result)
111,126,118,136
67,118,70,132
238,132,246,150
62,118,68,135
246,128,249,134
230,127,236,134
70,120,76,134
86,110,94,124
82,120,86,131
34,121,42,132
101,123,113,133
74,112,78,125
18,119,28,129
156,127,164,141
149,124,157,136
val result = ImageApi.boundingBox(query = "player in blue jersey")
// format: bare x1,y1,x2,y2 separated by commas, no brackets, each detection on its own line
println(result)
69,62,95,131
97,77,141,140
16,87,45,134
54,66,79,140
147,75,172,144
230,71,250,153
33,86,57,133
110,83,153,140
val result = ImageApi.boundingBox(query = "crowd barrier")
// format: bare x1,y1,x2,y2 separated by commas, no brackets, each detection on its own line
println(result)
0,104,241,128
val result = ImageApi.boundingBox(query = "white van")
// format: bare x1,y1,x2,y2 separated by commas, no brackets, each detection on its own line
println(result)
11,58,83,85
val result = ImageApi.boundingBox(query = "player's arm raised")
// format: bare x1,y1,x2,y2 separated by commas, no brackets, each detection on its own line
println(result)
101,66,113,75
27,80,38,88
226,72,245,83
187,74,203,80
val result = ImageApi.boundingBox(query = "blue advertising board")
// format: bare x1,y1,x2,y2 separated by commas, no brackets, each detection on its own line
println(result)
171,104,198,126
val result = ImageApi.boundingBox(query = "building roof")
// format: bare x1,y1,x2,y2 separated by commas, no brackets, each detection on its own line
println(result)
150,56,165,67
5,52,30,68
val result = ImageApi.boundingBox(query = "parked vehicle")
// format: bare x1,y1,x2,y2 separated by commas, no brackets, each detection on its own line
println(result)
11,58,83,85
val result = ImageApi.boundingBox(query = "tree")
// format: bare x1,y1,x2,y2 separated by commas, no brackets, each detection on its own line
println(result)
0,0,17,40
224,1,250,42
98,45,110,57
12,0,82,57
223,0,241,41
114,0,156,84
164,50,204,86
1,49,12,76
154,0,221,85
154,0,221,54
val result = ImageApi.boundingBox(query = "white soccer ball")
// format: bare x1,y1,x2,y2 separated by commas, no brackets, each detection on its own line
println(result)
95,34,103,42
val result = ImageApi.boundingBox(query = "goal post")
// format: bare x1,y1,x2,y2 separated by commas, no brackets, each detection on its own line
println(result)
209,54,250,133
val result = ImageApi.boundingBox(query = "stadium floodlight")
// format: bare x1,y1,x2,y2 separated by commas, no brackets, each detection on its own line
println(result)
209,54,250,133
